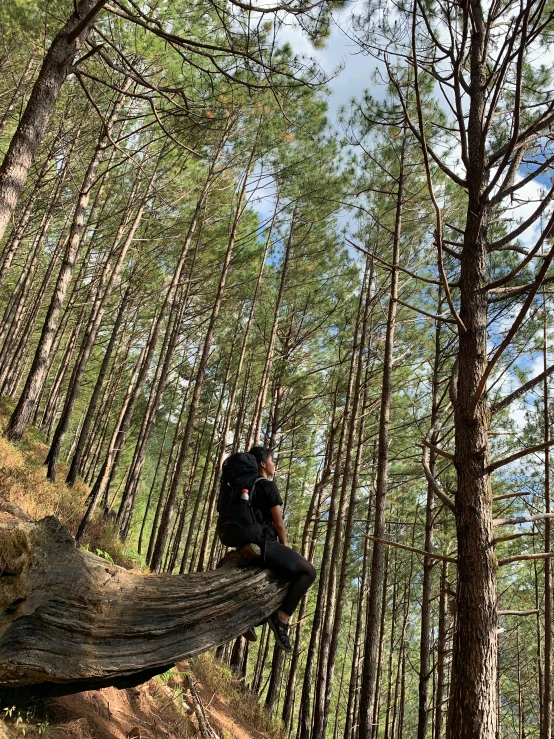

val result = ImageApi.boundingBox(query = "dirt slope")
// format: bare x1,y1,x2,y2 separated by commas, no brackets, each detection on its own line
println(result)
0,657,278,739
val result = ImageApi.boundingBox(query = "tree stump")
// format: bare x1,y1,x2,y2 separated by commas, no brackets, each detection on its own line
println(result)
0,507,288,698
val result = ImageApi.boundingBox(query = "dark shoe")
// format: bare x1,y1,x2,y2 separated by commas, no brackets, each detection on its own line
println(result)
268,612,292,653
242,628,257,642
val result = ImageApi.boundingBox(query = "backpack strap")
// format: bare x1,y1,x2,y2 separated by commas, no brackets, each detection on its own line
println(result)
250,476,264,507
250,477,268,559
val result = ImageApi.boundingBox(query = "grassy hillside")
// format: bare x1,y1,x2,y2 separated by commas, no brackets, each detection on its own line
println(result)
0,398,136,569
0,402,283,739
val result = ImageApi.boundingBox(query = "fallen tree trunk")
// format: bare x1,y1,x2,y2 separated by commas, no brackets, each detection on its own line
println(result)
0,506,288,699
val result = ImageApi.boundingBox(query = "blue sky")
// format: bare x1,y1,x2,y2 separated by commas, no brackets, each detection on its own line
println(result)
246,7,375,236
279,3,373,127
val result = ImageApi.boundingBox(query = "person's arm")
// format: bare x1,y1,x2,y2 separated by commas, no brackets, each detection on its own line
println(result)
271,505,287,546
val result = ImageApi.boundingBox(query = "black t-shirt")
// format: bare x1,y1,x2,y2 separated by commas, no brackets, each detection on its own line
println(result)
253,478,283,537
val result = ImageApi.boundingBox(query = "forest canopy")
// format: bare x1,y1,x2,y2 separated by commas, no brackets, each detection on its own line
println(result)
1,0,554,738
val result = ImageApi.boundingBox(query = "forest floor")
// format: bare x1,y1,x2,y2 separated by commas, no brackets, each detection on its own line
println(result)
0,656,277,739
0,402,283,739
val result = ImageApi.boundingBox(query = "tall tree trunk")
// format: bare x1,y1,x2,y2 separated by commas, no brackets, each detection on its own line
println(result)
315,259,375,739
116,304,180,540
384,557,398,739
0,0,108,243
372,537,390,739
311,279,366,739
0,208,53,370
179,339,237,573
248,201,292,447
151,142,254,572
145,346,202,566
281,419,337,730
85,155,216,510
39,241,103,433
252,623,271,695
31,127,119,432
298,382,348,739
75,318,155,542
45,174,149,480
265,645,284,713
116,219,201,536
41,305,87,437
232,354,254,453
417,295,443,739
543,293,552,739
0,53,37,138
0,234,66,393
434,561,449,739
450,3,497,732
31,226,99,426
164,368,221,572
202,118,266,464
392,554,413,739
516,624,523,739
81,314,143,486
332,602,354,739
0,116,64,286
65,279,133,486
344,482,373,739
229,636,248,680
137,380,179,555
5,88,126,441
33,209,108,431
358,140,404,739
538,564,545,739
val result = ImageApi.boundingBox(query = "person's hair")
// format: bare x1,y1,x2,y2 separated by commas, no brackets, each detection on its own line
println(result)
248,446,272,466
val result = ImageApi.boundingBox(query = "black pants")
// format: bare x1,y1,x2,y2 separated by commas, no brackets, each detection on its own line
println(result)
263,540,317,616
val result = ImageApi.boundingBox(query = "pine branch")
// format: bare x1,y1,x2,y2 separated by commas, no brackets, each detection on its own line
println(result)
364,535,456,563
498,609,539,616
493,512,554,526
490,363,554,414
488,438,554,472
421,444,456,513
498,552,554,566
422,438,455,462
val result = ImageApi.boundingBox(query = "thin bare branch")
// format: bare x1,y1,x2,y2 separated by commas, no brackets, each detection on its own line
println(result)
493,512,554,527
491,363,554,415
468,239,554,419
422,438,455,462
365,535,457,563
397,299,457,324
498,609,539,616
421,443,456,513
499,552,554,566
410,1,466,334
488,439,554,473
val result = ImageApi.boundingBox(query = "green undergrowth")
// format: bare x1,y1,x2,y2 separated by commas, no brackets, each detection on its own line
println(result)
1,702,49,737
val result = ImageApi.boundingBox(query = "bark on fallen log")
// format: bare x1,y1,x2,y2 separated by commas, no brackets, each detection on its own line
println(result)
0,508,288,699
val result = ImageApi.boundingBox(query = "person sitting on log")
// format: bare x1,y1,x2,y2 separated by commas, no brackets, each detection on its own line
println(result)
216,446,317,653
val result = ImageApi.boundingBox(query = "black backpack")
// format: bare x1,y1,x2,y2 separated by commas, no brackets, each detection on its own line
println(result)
216,452,264,548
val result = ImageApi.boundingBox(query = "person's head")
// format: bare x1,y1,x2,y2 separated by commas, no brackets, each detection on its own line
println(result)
248,446,275,478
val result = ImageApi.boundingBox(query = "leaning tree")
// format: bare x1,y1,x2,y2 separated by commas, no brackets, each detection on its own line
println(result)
0,0,336,252
1,0,342,444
